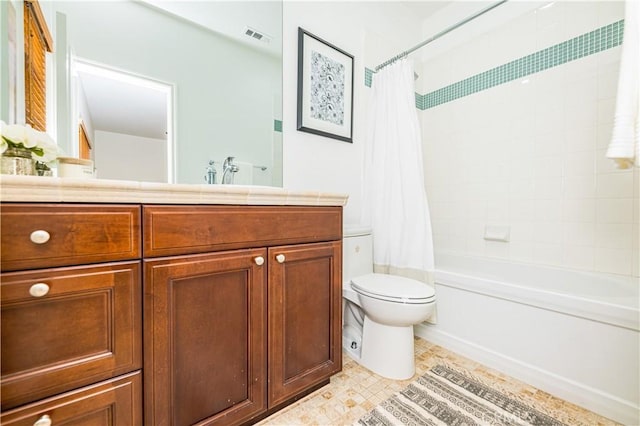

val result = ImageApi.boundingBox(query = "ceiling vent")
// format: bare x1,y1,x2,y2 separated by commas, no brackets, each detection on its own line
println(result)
244,26,271,44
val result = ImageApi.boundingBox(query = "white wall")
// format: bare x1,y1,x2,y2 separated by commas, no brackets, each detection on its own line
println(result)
51,1,281,184
94,130,166,182
282,1,423,224
420,1,638,277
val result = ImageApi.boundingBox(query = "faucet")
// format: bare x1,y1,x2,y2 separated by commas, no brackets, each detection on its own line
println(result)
221,156,239,184
204,160,216,184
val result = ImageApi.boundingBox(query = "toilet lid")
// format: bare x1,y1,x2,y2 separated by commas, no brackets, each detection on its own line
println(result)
351,273,435,303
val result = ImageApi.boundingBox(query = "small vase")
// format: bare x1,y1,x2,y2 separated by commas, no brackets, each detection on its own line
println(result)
1,147,36,176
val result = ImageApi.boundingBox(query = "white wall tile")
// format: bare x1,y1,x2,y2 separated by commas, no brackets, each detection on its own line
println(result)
562,245,595,271
596,198,634,224
596,1,625,27
509,242,534,263
532,222,563,245
596,172,634,198
595,223,633,249
594,247,633,275
565,126,597,153
563,151,595,177
534,199,563,223
419,1,636,277
597,97,616,125
563,199,596,223
509,199,534,222
563,175,596,199
510,222,535,242
533,243,563,266
596,122,614,150
563,1,598,39
563,222,596,246
484,240,510,259
534,178,564,199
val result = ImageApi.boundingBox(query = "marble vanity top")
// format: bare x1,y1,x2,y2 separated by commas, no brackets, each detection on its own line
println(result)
0,175,349,206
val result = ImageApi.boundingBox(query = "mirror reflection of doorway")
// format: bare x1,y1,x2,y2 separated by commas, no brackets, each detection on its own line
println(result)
73,59,174,183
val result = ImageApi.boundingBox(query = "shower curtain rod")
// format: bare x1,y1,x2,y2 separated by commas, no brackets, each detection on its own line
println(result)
375,0,508,72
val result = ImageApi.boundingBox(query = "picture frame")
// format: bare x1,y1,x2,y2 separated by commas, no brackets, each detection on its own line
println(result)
297,27,354,143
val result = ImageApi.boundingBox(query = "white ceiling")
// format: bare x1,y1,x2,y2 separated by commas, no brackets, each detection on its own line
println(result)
78,69,169,140
398,1,450,20
140,0,282,58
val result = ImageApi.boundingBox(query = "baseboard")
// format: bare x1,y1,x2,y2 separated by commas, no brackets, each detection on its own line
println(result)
414,324,639,426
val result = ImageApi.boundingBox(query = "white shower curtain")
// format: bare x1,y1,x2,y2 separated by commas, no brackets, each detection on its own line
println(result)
362,59,435,286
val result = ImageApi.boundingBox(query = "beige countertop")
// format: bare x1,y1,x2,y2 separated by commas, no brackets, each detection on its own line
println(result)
0,175,349,206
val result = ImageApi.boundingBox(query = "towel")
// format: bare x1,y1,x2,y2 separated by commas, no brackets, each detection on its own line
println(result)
607,1,640,168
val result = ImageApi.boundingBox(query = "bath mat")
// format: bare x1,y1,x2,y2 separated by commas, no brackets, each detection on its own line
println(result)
356,364,567,426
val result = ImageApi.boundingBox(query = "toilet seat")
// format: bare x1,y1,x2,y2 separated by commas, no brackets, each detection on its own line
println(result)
351,273,435,304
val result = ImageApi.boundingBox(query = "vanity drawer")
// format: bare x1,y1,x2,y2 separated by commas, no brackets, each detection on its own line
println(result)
0,262,142,410
143,205,342,257
0,371,142,426
0,203,141,271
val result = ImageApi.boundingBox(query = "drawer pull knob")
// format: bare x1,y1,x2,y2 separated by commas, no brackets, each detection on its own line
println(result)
33,415,52,426
30,230,50,244
29,283,50,298
276,254,285,263
254,256,265,266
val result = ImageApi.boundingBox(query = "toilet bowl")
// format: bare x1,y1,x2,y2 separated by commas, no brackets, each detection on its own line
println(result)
342,227,436,380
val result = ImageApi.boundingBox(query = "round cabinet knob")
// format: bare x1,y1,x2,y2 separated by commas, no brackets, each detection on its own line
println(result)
254,256,265,266
33,415,52,426
275,254,285,263
30,230,50,244
29,283,50,298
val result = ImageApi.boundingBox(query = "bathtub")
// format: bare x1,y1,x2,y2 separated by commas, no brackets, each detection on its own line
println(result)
414,253,639,425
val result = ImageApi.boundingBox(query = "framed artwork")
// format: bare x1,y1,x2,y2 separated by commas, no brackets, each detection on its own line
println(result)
297,27,354,143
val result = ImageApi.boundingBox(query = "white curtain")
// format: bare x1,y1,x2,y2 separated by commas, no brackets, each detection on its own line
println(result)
362,59,435,285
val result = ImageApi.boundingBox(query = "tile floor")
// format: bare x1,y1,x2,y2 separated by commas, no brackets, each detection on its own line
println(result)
257,337,618,426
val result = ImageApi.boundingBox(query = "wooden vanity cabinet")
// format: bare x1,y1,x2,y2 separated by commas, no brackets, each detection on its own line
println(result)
143,205,342,425
0,202,342,426
0,204,142,424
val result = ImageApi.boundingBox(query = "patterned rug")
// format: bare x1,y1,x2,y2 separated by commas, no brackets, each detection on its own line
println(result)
356,364,567,426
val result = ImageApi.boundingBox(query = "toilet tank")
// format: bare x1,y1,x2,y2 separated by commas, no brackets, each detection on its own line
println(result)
343,226,373,282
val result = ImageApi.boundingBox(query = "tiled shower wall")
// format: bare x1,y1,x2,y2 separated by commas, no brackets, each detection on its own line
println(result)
420,1,639,276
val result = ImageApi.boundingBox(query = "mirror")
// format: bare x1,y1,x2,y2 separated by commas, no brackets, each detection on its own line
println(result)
7,0,283,185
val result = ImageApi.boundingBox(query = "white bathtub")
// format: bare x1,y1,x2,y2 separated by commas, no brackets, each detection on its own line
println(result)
414,253,639,425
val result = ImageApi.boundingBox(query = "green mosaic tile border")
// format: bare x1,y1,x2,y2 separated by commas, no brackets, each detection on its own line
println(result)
365,67,374,88
366,20,624,111
274,119,282,132
421,19,624,110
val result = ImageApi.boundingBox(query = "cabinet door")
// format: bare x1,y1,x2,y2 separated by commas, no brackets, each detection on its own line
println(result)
0,371,142,425
1,262,142,410
144,249,267,426
268,241,342,407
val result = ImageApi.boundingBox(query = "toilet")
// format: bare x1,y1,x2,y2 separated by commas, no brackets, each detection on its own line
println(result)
342,226,436,380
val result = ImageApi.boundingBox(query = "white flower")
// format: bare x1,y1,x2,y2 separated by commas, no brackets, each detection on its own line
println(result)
0,121,59,163
23,125,39,148
1,122,28,145
31,132,59,163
